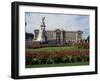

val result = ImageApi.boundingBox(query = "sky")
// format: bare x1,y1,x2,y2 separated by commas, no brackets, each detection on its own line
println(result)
25,12,89,39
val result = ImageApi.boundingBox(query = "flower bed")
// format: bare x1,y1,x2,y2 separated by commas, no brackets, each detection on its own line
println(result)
25,50,89,65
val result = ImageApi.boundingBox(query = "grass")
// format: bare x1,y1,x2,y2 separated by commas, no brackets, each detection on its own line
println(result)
26,61,89,68
26,46,88,52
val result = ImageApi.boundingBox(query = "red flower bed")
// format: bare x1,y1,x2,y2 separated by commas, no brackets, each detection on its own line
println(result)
26,50,89,58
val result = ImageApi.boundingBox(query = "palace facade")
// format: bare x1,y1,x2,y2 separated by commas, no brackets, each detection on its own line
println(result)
34,29,83,44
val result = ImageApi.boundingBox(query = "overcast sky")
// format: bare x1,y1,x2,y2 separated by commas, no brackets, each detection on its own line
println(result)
25,12,89,39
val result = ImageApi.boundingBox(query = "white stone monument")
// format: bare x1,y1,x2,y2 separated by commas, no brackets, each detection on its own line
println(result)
35,17,47,42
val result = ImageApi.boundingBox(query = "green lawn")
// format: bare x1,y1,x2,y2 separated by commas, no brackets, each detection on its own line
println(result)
26,62,89,68
26,46,88,52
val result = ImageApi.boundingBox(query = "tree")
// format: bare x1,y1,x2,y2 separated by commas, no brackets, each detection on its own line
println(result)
25,32,34,40
87,36,89,41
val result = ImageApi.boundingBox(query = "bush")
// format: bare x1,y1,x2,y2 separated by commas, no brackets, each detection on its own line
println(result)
71,55,78,62
82,55,89,61
55,57,64,63
46,57,55,64
26,56,33,65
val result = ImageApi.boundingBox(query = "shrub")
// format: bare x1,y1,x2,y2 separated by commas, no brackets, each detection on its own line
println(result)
46,57,55,64
53,57,63,63
26,56,33,65
71,55,78,62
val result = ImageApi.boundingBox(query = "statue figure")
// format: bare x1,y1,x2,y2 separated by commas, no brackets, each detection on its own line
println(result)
41,17,45,29
42,17,45,22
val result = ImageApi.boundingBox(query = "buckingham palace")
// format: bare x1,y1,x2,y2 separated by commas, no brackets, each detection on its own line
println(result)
34,29,83,44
